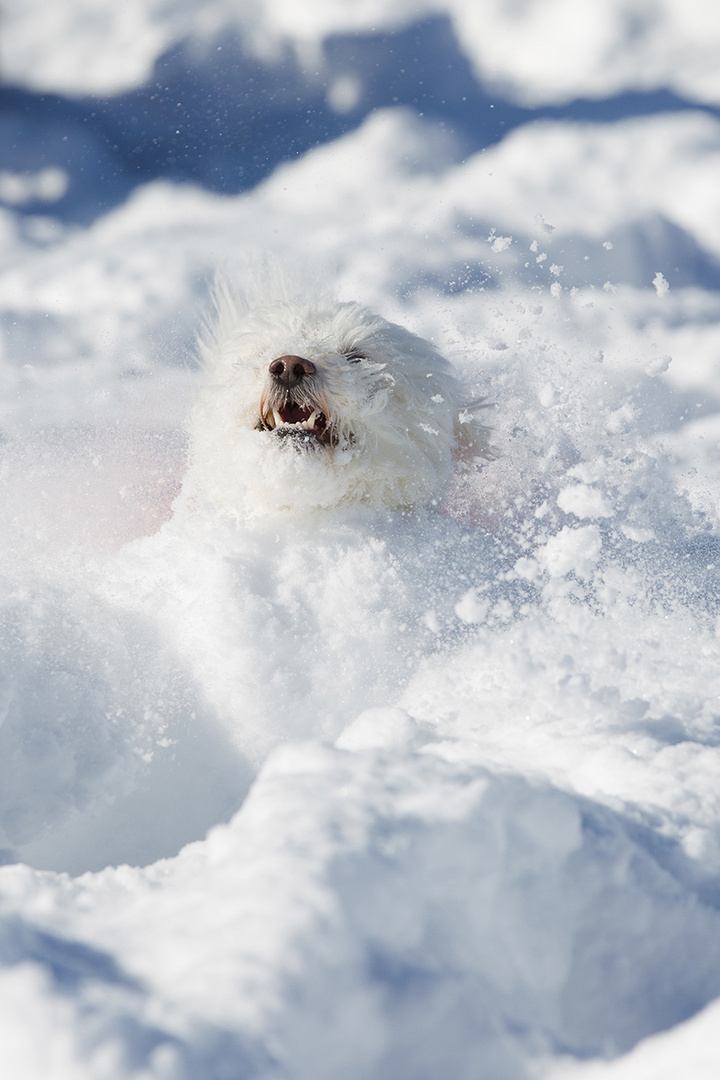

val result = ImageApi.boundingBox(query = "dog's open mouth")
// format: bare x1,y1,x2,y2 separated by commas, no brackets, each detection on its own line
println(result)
259,403,333,445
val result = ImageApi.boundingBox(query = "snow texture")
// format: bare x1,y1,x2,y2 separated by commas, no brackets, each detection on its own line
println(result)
1,3,720,1078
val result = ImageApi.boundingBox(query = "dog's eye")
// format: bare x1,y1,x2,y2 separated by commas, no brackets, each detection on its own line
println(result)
345,351,365,363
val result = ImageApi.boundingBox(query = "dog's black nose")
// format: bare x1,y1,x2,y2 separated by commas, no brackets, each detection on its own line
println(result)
269,355,316,387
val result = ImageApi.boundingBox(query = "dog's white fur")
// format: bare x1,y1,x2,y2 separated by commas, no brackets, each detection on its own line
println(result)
180,280,489,518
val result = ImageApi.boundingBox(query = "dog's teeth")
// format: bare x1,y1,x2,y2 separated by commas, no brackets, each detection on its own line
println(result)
307,410,318,430
264,412,275,429
273,409,284,428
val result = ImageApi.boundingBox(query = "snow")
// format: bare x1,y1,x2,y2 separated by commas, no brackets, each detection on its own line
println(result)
3,0,720,106
653,271,671,297
549,997,720,1079
445,0,720,106
2,2,720,1077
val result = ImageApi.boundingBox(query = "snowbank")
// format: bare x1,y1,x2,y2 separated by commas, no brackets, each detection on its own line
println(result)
2,746,720,1078
2,0,719,106
2,7,720,1077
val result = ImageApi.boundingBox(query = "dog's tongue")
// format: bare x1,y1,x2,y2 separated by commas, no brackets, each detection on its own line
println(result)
278,403,311,424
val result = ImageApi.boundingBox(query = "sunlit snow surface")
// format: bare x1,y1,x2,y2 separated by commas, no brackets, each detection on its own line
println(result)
2,4,720,1079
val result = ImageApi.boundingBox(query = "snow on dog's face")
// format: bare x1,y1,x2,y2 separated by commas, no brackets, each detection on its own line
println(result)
181,285,487,517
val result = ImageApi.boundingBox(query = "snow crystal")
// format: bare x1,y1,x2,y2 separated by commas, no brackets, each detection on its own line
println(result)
490,233,513,253
557,483,614,519
537,524,603,579
653,270,671,296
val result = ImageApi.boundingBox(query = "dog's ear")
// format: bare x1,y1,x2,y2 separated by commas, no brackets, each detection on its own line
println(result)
453,400,496,462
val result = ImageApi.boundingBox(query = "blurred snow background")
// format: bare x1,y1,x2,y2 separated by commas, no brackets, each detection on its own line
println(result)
1,1,720,1077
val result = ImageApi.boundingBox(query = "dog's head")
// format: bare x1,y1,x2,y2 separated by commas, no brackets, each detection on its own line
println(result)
182,284,489,517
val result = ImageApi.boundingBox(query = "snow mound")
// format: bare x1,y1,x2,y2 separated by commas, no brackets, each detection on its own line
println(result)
2,745,720,1078
2,0,719,107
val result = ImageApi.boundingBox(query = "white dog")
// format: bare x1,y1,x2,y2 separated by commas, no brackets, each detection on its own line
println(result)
180,280,490,517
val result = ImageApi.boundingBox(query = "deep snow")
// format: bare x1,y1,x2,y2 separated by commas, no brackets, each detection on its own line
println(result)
2,3,720,1078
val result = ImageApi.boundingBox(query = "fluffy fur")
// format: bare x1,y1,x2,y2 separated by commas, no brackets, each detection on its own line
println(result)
180,281,489,517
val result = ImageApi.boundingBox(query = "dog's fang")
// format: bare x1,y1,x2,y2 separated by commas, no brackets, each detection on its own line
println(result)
307,410,318,430
264,412,275,429
273,409,284,428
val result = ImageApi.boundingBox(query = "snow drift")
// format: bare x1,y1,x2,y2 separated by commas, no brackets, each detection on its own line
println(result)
2,4,720,1078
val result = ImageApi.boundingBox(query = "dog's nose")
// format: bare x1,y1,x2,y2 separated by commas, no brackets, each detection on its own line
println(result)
269,355,316,386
